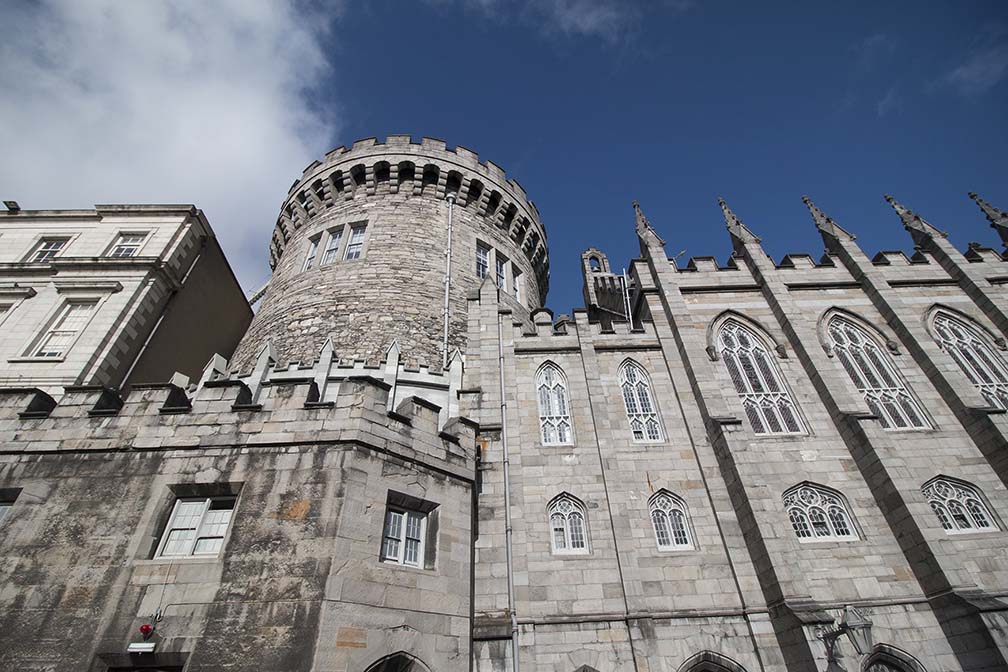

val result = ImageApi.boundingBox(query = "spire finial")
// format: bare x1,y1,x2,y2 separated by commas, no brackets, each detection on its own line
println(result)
802,195,855,241
969,192,1008,245
884,194,947,244
631,200,666,246
717,197,761,244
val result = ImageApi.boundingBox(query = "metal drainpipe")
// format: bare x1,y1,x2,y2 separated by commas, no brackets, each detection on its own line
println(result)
442,192,457,369
497,310,520,672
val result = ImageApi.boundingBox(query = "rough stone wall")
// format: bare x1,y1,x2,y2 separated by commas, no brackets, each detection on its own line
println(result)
0,372,476,672
231,136,547,371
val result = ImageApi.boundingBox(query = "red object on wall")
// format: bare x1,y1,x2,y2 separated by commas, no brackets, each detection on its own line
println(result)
139,623,154,639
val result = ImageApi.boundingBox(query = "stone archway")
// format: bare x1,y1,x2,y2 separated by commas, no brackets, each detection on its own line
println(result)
678,650,749,672
862,644,927,672
363,652,432,672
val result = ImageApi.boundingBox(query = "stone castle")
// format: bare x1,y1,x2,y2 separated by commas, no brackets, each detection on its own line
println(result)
1,136,1007,672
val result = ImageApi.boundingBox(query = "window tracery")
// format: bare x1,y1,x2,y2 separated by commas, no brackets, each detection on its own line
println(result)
537,363,573,444
932,310,1008,409
549,495,589,554
649,490,692,550
783,484,857,541
922,477,997,533
619,360,663,441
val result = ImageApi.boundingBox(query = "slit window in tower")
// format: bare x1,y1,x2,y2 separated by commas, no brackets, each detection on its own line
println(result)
476,242,490,279
302,235,320,271
320,227,343,265
495,253,508,290
513,268,522,302
344,225,366,260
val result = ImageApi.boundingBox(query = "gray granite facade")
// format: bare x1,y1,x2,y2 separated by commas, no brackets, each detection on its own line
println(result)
1,138,1008,672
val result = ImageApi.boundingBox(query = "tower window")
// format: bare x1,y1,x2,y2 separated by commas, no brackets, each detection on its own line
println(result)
302,235,320,271
512,268,523,302
495,253,508,290
156,496,236,558
108,233,146,258
29,237,68,262
476,242,490,280
32,300,97,358
320,227,343,265
344,224,366,260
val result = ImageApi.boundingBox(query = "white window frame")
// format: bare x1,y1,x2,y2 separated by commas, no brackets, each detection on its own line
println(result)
29,299,98,359
548,494,590,555
320,227,344,266
155,495,237,558
718,318,806,435
380,506,427,567
495,253,508,290
476,241,491,280
344,224,366,260
537,362,574,445
28,237,69,263
827,315,929,430
619,360,664,442
783,484,858,543
302,234,320,271
650,490,693,550
931,310,1008,410
107,232,148,258
922,477,998,534
512,267,523,303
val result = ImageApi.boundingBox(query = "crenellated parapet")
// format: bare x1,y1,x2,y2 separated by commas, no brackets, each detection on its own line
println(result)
270,135,549,290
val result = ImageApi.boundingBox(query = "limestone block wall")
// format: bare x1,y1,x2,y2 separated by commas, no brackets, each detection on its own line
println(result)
232,136,549,371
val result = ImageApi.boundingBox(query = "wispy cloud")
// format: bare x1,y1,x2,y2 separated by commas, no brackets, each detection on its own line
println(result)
0,1,340,290
876,87,901,117
943,43,1008,95
853,33,896,70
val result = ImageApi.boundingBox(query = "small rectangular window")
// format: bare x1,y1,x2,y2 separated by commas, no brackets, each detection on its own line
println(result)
512,268,522,302
33,300,96,358
0,502,12,526
344,225,366,260
476,242,490,279
30,237,68,262
156,496,236,558
108,233,146,258
495,254,507,290
302,235,320,271
381,507,426,566
320,227,343,265
0,489,21,527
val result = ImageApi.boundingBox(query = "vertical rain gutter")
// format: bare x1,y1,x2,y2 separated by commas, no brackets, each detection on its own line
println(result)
497,310,520,672
442,192,457,369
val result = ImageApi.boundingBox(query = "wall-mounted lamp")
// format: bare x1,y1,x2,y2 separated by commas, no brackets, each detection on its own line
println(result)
816,605,873,663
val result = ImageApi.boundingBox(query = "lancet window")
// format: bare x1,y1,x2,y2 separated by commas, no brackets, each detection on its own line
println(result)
922,477,997,533
718,319,804,435
537,363,573,445
827,315,929,429
619,360,663,441
549,494,589,554
932,310,1008,409
649,490,692,550
783,484,858,542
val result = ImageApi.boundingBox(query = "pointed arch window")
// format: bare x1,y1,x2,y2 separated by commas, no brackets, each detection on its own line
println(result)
827,315,929,430
548,494,589,554
537,363,573,445
718,319,804,435
619,360,663,441
932,310,1008,409
649,490,693,550
922,477,997,534
783,484,858,542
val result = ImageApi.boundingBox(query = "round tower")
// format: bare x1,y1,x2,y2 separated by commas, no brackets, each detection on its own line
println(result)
231,135,549,371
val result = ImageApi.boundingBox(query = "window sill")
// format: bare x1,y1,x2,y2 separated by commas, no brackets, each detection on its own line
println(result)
8,356,66,363
550,550,592,557
378,559,432,572
794,538,859,546
133,555,223,566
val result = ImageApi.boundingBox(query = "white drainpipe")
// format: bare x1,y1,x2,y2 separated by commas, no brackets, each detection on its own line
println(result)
442,192,457,369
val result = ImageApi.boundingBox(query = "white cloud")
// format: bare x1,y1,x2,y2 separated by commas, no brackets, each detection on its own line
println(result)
876,86,901,117
0,1,339,291
944,44,1008,96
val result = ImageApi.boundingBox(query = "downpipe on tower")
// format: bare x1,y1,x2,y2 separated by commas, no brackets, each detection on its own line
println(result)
442,192,456,369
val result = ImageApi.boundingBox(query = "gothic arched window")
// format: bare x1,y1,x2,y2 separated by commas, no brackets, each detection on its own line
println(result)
783,483,858,542
827,315,929,430
649,490,693,550
619,360,663,441
932,310,1008,409
549,494,589,554
718,319,804,435
922,477,998,534
537,362,573,444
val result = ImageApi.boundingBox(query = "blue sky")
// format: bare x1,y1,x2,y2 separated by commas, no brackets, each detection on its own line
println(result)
2,1,1006,314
